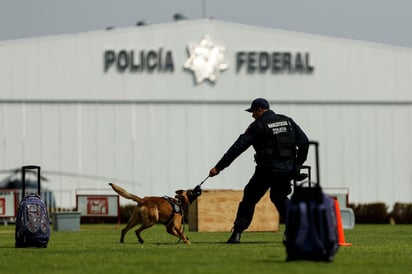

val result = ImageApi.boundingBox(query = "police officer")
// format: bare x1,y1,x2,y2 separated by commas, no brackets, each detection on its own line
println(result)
209,98,309,243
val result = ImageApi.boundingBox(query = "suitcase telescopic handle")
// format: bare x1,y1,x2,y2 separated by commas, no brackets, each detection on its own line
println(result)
294,141,320,187
22,165,41,199
295,165,312,187
308,141,320,185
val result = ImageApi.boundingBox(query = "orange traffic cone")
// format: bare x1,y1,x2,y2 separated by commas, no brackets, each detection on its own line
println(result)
334,198,352,246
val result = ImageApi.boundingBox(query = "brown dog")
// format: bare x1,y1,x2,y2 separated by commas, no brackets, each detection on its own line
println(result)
109,183,200,244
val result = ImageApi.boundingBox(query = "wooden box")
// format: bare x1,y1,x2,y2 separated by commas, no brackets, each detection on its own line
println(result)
188,190,279,232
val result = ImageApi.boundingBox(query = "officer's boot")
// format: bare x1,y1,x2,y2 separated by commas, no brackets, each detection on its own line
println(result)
227,230,242,244
227,218,248,244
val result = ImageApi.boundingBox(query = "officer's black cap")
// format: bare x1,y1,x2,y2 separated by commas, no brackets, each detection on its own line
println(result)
245,98,270,112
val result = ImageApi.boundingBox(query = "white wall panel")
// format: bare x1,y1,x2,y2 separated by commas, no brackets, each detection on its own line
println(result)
0,105,5,169
95,105,115,181
41,105,60,171
79,105,98,179
59,105,79,173
2,105,24,167
23,104,42,164
113,105,134,187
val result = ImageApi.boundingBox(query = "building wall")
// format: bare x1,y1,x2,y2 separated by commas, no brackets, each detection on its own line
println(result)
0,19,411,207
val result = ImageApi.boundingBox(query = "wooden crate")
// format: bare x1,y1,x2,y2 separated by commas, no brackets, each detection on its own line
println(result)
188,189,279,232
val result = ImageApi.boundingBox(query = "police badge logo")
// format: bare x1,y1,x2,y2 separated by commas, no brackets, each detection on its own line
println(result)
184,35,228,84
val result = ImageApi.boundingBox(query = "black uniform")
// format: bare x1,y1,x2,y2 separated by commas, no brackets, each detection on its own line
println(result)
215,110,309,232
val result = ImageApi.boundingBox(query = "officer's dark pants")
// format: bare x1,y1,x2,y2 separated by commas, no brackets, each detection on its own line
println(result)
233,167,293,233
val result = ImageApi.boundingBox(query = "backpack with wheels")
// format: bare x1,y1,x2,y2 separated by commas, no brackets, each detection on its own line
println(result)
15,165,50,248
284,142,339,261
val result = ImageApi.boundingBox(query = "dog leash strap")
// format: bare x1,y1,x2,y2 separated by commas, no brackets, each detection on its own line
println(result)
200,175,210,186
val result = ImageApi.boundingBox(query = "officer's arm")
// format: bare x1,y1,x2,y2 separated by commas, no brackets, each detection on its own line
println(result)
214,124,258,171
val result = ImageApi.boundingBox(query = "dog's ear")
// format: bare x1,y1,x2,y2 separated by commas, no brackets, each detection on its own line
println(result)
175,190,185,195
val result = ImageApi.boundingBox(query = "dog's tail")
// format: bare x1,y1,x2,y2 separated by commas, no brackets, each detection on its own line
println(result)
109,183,143,203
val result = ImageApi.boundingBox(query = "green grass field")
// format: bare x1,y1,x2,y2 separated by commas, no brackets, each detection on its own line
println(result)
1,224,411,274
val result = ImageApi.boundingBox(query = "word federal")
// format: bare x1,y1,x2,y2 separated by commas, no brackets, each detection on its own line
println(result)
236,51,314,74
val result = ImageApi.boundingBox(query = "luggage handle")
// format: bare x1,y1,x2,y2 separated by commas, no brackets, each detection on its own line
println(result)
22,165,41,199
294,165,314,187
308,141,320,185
294,141,320,187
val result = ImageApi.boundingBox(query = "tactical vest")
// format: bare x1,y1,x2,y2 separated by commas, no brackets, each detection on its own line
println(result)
255,114,296,164
162,196,183,225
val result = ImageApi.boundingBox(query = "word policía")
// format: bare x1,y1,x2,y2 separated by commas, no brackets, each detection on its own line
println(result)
104,48,174,73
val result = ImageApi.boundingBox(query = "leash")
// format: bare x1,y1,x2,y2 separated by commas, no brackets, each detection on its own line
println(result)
199,175,210,186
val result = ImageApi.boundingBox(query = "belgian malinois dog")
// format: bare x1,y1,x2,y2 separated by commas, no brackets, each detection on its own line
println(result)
109,183,201,244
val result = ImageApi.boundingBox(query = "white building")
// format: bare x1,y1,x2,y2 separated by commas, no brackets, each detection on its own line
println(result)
0,19,411,208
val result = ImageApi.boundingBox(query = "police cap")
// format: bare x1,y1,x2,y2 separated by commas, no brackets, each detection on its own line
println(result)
245,98,270,112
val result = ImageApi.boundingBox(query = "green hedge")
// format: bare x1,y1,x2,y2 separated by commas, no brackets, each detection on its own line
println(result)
349,203,388,224
349,203,412,224
120,204,136,223
390,203,412,224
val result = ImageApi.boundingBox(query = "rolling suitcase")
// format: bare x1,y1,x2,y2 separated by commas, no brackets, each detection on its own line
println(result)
15,165,50,248
284,142,339,261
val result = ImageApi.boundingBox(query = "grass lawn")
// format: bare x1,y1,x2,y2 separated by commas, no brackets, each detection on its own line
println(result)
1,224,411,274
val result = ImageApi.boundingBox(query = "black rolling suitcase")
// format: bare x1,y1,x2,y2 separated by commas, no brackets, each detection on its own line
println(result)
284,142,339,261
15,165,50,248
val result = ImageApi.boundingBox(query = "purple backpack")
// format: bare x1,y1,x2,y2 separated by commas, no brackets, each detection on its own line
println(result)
284,183,338,261
284,143,339,261
15,166,50,248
